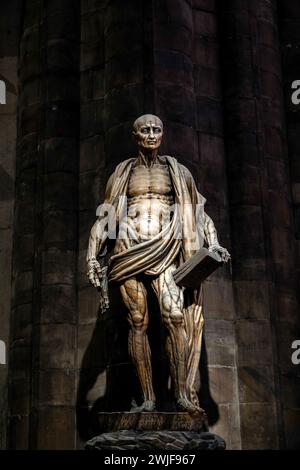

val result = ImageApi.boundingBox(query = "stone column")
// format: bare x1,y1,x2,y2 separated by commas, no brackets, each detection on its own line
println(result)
277,0,300,449
77,0,108,448
220,0,300,449
0,0,21,450
9,0,80,449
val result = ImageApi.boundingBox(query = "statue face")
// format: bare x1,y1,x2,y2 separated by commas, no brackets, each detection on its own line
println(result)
133,115,163,151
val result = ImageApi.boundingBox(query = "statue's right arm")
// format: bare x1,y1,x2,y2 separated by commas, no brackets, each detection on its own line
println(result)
87,172,114,258
86,172,115,287
86,217,106,262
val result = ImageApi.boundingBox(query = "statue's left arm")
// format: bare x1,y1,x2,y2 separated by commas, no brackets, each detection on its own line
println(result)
203,212,230,262
180,163,230,263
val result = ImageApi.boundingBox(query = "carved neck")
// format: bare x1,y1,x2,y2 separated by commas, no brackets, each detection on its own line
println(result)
137,149,158,167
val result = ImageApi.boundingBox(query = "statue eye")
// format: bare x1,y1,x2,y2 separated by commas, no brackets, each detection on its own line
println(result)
154,128,161,134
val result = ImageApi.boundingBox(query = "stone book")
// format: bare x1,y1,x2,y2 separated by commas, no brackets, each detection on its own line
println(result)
173,247,223,288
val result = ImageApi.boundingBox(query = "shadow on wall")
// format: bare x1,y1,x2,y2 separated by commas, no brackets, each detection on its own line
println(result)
76,283,137,441
76,281,219,441
0,165,14,201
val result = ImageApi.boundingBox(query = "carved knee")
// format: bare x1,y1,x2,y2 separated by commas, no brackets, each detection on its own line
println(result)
130,311,146,331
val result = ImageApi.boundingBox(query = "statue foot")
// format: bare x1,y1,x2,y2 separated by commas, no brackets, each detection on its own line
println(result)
131,400,156,412
177,397,204,416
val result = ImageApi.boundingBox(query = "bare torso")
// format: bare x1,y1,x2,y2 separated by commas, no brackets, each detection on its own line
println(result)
114,159,174,253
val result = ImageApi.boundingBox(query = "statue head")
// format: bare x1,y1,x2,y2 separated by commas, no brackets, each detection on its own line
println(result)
133,114,163,152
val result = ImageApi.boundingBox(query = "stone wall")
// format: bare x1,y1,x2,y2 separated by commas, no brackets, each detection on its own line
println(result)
8,0,80,449
278,0,300,448
221,0,284,449
0,1,21,450
1,0,300,450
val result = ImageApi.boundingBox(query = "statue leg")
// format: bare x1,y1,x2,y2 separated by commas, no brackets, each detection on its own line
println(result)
151,265,200,413
185,287,205,407
120,277,155,411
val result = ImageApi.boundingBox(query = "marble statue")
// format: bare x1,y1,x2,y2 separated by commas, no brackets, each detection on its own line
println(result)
86,114,230,414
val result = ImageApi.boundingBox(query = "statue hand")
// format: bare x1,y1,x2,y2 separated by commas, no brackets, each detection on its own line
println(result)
209,244,231,263
87,257,104,288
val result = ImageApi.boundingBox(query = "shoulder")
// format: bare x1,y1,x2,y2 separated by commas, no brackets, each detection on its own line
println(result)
163,155,193,179
107,158,135,182
157,155,168,164
114,157,136,174
105,158,135,194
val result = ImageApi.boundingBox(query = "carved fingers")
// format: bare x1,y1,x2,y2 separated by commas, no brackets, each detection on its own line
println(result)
87,257,103,288
209,244,231,263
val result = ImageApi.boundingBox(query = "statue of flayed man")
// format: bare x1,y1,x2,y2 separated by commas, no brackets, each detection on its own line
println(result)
87,114,230,414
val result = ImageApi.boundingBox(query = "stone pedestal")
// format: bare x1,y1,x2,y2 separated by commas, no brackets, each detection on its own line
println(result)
85,412,226,451
97,411,207,433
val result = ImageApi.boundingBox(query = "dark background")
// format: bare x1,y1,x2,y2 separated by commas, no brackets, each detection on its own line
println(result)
0,0,300,449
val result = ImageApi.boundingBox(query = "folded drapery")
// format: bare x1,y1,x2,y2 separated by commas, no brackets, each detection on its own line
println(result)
109,202,182,282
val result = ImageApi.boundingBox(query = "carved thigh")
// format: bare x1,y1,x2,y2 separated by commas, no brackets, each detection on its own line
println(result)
151,265,184,326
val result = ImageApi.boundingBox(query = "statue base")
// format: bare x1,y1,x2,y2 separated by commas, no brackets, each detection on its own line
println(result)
85,430,225,451
97,411,207,433
85,412,226,451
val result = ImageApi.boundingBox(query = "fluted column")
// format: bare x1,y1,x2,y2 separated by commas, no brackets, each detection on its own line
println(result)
221,0,300,449
277,0,300,449
9,0,80,449
0,0,21,450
